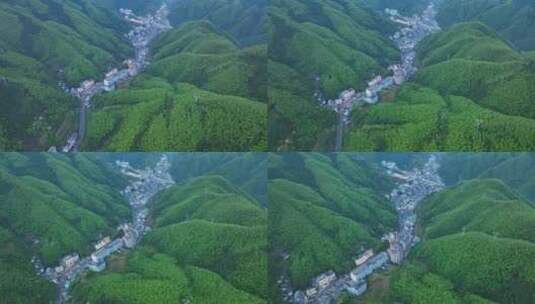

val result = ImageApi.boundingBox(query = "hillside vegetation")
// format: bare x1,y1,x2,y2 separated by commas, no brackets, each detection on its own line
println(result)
0,153,129,303
269,153,396,301
0,0,132,150
438,153,535,202
269,0,400,150
437,0,535,51
384,178,535,303
71,174,267,303
168,0,267,47
347,22,535,151
82,21,267,151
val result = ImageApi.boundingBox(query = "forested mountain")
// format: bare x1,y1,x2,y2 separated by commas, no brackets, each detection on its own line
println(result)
438,153,535,201
347,21,535,151
383,178,535,303
168,0,268,47
0,153,129,303
0,0,132,150
83,20,267,152
268,153,396,301
437,0,535,51
82,1,268,152
268,0,399,150
70,154,268,304
0,152,268,303
0,0,267,151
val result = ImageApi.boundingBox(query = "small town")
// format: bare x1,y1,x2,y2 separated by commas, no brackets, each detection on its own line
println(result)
54,4,172,153
322,3,440,125
31,155,175,304
279,155,444,304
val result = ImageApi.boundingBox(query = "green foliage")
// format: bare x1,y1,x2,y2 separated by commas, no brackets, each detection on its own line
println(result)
0,0,132,150
84,81,267,152
83,20,267,152
268,153,395,293
0,227,56,304
388,177,535,303
71,173,268,303
70,250,265,304
437,0,535,51
0,153,131,303
167,0,267,46
415,232,535,303
268,0,399,150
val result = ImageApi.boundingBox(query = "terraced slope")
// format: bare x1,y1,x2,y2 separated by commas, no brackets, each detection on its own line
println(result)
0,153,129,303
268,0,400,150
71,175,268,304
269,153,396,301
346,22,535,151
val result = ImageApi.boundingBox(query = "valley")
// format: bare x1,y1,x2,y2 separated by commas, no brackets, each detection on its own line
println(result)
269,153,535,303
273,155,444,303
57,4,172,153
0,153,268,303
34,155,174,303
0,0,267,151
269,0,535,151
323,3,440,151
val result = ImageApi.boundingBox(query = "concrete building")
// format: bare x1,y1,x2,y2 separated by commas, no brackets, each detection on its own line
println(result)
346,281,367,296
355,249,374,266
314,270,337,289
350,252,388,283
95,236,111,251
305,287,318,297
121,223,138,248
88,261,105,272
61,254,80,269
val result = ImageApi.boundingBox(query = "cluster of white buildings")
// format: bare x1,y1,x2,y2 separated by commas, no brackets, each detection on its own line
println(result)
58,4,172,153
382,155,444,265
286,155,445,304
35,155,175,304
320,3,440,126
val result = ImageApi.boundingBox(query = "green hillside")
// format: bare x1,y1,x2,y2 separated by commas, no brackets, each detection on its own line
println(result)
71,175,267,303
168,0,267,46
83,21,267,152
268,153,396,301
437,0,535,51
437,153,535,202
268,0,400,150
167,153,268,206
346,22,535,151
383,178,535,304
0,153,129,303
0,0,132,150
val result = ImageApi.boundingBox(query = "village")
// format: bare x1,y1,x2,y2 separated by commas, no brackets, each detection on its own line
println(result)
320,2,441,151
32,155,175,304
279,155,444,304
322,2,440,125
55,4,172,153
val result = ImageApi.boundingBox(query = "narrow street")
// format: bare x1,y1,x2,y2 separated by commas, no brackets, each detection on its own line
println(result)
55,4,172,152
32,155,175,304
325,2,440,151
283,155,445,304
